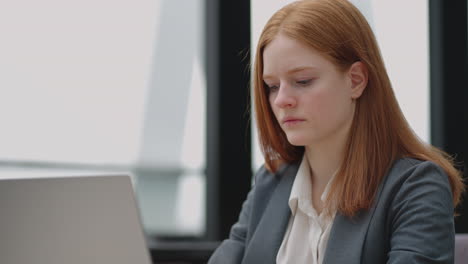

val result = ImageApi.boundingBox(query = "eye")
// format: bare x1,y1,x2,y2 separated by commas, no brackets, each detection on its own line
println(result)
264,82,279,92
296,79,313,86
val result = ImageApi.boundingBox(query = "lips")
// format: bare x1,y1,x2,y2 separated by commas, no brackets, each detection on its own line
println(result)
282,117,305,125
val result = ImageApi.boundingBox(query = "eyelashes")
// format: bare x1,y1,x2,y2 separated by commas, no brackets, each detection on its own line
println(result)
265,83,279,92
264,79,314,92
296,79,313,86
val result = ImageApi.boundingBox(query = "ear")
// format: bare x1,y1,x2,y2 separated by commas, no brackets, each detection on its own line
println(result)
348,61,368,99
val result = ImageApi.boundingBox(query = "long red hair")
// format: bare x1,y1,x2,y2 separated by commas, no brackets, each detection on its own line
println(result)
253,0,465,216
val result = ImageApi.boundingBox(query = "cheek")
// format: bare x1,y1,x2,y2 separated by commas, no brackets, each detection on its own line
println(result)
304,89,332,115
329,100,353,127
308,85,351,121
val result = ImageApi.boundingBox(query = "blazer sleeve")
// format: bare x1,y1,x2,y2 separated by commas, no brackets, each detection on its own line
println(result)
207,171,258,264
387,161,455,264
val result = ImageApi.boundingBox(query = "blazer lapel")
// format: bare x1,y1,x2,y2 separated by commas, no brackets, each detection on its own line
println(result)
323,172,388,264
242,163,299,264
322,210,373,264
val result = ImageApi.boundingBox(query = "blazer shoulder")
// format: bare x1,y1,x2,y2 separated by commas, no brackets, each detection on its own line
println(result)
378,157,453,217
375,157,453,217
253,162,299,187
385,157,450,187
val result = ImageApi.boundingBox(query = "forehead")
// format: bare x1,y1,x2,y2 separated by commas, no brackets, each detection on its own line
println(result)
262,34,334,78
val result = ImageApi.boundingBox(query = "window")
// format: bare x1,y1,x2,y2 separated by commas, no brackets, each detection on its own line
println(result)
0,0,206,237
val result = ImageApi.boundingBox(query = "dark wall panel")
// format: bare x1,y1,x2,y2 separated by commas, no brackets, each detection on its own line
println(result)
205,0,252,240
429,0,468,233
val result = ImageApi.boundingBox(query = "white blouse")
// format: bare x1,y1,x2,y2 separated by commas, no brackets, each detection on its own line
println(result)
276,156,337,264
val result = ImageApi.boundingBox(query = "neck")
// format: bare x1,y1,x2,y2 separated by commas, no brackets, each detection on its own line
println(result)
305,129,349,188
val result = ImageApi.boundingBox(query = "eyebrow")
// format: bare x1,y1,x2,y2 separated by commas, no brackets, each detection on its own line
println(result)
262,66,316,80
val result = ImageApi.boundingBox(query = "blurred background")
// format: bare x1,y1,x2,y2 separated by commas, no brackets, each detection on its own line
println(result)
0,0,466,263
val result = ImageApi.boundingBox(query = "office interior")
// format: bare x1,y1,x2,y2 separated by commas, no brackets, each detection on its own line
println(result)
0,0,466,263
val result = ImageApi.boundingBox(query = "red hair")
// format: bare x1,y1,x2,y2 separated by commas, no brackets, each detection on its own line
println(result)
253,0,465,216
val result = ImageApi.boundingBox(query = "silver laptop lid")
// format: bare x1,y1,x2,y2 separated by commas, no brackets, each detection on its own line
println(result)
0,175,152,264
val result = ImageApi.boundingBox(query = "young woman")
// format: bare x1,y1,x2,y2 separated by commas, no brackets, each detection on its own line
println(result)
209,0,465,263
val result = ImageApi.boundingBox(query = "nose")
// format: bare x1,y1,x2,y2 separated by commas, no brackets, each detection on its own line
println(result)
273,84,297,109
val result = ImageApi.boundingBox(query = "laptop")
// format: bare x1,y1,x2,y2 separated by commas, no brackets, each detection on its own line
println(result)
0,174,152,264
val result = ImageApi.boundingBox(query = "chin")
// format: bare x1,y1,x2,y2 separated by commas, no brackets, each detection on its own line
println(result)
285,135,309,147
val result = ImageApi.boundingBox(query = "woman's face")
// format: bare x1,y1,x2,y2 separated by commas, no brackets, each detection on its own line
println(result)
262,34,357,147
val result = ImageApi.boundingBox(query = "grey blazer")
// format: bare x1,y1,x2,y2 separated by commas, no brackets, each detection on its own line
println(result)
208,158,455,263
